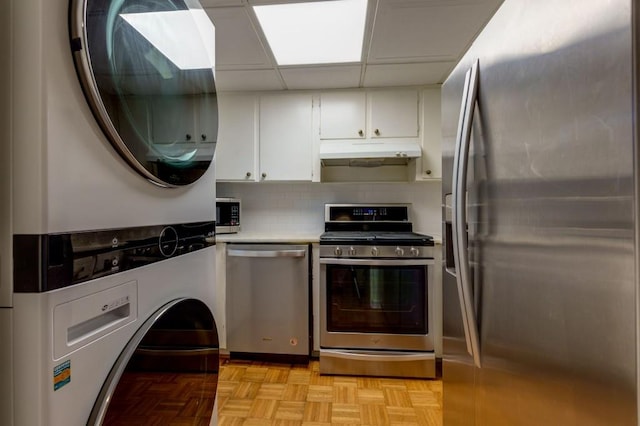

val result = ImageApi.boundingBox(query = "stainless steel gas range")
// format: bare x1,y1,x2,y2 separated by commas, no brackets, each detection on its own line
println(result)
319,204,436,378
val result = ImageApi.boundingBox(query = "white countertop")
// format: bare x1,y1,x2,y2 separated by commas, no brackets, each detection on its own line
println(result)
216,231,323,244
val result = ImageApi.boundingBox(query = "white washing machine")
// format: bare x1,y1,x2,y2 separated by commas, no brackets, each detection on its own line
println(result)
15,236,220,425
1,0,221,424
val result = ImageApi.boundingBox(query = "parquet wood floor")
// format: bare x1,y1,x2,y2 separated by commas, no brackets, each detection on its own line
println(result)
104,371,217,425
218,359,442,426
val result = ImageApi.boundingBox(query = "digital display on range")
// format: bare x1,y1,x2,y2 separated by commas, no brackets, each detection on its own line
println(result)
329,206,408,222
353,207,386,217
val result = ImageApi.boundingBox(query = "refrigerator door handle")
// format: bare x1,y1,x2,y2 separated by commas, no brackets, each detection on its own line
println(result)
451,59,482,368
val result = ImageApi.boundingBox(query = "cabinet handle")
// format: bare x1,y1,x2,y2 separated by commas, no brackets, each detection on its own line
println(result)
426,169,432,175
358,129,364,137
186,133,192,141
261,172,267,179
201,134,207,141
246,172,252,178
374,129,380,136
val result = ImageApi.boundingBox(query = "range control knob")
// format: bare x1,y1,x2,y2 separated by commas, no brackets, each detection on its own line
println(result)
348,246,357,256
410,247,420,257
371,246,379,256
395,247,405,256
334,247,343,256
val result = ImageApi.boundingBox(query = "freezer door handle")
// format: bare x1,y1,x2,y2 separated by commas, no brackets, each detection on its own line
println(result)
451,59,482,368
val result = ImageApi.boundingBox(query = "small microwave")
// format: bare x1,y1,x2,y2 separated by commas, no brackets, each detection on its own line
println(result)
216,198,241,234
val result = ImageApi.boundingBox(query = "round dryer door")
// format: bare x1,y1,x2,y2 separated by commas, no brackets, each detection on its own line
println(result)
89,298,219,425
70,0,218,187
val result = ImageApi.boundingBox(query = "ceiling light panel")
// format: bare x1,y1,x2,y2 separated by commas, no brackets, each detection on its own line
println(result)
253,0,367,66
121,9,216,70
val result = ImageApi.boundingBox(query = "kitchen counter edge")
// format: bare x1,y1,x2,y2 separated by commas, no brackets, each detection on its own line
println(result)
215,232,322,244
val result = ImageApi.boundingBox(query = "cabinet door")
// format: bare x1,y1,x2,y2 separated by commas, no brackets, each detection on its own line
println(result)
420,88,442,179
199,94,219,144
319,92,366,139
369,89,419,138
151,95,196,144
117,96,151,159
259,94,313,181
216,94,257,181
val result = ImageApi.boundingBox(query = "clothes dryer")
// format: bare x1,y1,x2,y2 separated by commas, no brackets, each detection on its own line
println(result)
2,0,221,424
12,0,219,236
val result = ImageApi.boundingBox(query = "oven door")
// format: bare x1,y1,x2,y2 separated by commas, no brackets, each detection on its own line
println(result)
320,258,434,352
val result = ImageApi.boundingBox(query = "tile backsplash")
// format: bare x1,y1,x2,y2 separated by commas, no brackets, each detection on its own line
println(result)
217,181,442,238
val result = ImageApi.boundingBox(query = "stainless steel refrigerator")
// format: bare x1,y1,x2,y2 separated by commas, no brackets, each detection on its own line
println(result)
441,0,638,424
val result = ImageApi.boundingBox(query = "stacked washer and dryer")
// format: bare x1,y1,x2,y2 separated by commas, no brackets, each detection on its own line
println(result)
1,0,221,424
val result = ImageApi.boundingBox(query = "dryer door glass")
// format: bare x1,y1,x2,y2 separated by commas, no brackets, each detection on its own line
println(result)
70,0,218,187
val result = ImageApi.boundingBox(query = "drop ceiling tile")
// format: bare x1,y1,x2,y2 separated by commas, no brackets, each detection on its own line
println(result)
215,69,284,91
368,0,502,63
280,66,362,90
363,62,455,87
205,7,273,69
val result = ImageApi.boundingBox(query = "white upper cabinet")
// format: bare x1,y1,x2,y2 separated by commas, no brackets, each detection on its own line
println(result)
216,93,257,181
259,93,313,181
151,96,197,144
319,92,366,139
215,88,434,184
117,96,151,153
319,89,419,140
417,87,442,180
216,92,314,182
369,90,418,138
199,95,219,144
150,95,218,145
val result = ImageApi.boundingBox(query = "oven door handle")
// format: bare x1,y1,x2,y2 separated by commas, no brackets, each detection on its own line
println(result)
451,59,481,368
321,349,434,363
320,258,434,266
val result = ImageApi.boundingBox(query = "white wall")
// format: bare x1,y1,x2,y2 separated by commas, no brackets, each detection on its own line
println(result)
217,181,442,239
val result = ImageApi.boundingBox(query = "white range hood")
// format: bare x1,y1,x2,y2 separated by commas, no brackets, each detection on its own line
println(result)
319,140,422,166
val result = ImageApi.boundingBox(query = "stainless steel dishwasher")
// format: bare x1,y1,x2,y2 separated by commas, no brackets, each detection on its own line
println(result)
226,244,310,360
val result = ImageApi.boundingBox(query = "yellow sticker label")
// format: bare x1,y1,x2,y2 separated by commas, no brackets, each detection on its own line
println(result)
53,360,71,391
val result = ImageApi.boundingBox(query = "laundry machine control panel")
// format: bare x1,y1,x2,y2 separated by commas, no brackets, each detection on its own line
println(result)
13,221,216,292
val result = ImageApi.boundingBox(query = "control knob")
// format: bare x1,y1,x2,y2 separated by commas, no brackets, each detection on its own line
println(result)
395,247,405,256
371,246,379,256
348,246,357,256
410,247,420,257
159,226,179,257
334,247,343,256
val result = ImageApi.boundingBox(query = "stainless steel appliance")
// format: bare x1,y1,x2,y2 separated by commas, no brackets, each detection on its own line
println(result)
442,0,638,424
216,198,241,234
319,204,436,378
226,244,310,361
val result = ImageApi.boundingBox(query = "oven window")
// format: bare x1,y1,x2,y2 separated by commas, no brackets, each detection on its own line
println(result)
326,264,427,334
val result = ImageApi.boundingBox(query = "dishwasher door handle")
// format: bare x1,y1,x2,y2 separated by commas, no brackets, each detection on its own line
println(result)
227,249,307,258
